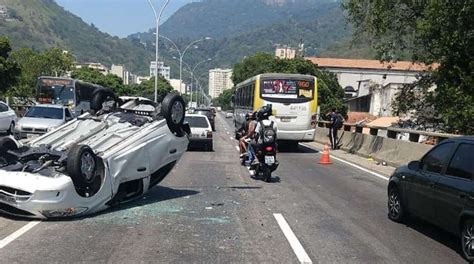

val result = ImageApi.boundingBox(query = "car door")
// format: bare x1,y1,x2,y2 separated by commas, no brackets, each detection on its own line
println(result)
0,103,9,130
434,143,474,234
406,142,454,221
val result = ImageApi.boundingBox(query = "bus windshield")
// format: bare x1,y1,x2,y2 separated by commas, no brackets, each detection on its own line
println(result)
261,79,314,101
37,78,75,106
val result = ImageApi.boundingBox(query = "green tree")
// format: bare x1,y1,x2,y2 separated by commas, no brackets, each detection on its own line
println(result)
137,78,174,101
343,0,474,133
10,47,75,97
231,53,346,116
71,67,127,95
0,37,20,94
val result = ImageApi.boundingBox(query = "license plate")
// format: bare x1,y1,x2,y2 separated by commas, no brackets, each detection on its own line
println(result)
0,193,16,205
265,156,275,164
280,117,291,122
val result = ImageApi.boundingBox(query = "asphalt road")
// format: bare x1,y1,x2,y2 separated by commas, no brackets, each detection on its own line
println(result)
0,113,466,263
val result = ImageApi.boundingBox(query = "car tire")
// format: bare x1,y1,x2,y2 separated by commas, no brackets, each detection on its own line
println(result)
67,145,99,190
90,88,117,112
0,137,18,155
161,93,185,136
6,121,14,135
387,186,405,223
461,218,474,262
208,142,213,152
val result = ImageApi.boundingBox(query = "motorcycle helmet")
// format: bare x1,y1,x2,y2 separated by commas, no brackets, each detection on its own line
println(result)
257,104,273,120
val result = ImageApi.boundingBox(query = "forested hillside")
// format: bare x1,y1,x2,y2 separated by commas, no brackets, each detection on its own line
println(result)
0,0,152,74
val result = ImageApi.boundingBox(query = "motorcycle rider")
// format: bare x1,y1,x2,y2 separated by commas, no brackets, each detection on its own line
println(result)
239,112,257,157
255,105,278,147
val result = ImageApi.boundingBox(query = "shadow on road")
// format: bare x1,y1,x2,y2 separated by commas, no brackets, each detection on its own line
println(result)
277,143,319,154
404,216,462,258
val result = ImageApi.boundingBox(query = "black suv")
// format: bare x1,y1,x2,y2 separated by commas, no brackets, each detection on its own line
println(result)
194,108,215,131
387,136,474,261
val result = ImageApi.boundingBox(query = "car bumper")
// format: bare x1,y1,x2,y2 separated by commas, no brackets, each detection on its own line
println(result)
188,138,212,146
0,171,109,219
277,129,315,141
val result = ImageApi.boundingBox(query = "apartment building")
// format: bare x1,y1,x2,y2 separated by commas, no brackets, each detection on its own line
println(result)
208,68,233,98
150,61,170,80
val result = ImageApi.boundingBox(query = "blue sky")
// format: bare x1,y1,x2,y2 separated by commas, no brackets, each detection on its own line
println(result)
56,0,195,37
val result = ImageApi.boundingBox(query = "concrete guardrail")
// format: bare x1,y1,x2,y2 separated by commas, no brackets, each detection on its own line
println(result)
314,121,461,167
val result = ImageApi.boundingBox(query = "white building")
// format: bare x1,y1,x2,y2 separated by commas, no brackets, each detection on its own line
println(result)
275,45,296,59
75,62,109,75
135,76,150,85
150,61,170,80
306,57,437,117
169,79,186,94
208,68,233,98
110,64,130,85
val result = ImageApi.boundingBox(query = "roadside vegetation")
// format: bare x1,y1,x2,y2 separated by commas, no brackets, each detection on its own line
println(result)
343,0,474,134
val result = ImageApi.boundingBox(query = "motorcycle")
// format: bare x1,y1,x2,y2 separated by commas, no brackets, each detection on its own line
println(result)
250,141,279,182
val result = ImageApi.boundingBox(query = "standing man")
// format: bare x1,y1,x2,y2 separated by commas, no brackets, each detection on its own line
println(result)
328,108,343,150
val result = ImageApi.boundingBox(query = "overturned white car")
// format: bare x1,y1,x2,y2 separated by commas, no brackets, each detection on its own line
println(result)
0,91,189,219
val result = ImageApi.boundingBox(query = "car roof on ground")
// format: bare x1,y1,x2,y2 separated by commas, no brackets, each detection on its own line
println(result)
195,108,211,111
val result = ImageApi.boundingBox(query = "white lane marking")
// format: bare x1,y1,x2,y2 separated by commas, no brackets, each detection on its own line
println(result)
274,214,312,264
301,143,389,181
235,146,239,151
330,155,389,181
0,221,41,249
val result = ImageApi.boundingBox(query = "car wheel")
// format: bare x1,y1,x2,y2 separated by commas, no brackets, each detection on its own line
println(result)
388,186,405,222
208,142,213,152
67,145,99,190
90,88,117,112
161,93,185,136
461,218,474,262
6,121,14,135
0,137,18,157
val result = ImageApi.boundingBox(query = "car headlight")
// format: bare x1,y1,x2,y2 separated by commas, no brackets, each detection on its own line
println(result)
41,207,88,218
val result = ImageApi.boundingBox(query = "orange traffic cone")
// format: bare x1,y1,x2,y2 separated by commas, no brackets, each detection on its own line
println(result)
319,144,332,165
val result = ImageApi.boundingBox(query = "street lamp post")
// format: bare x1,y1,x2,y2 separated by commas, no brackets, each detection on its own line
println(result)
190,58,212,107
147,0,169,102
195,72,208,106
159,35,211,94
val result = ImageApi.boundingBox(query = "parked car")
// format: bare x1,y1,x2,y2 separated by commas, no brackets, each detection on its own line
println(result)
0,101,17,135
185,114,213,151
387,136,474,261
225,111,233,118
0,92,189,219
16,104,74,138
194,108,215,131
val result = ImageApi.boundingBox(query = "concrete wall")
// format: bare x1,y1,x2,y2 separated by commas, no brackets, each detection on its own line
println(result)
314,128,433,167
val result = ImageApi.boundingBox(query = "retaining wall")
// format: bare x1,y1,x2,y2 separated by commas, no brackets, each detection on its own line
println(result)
314,128,433,167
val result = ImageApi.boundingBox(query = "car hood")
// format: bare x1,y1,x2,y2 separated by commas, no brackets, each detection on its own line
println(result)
18,117,64,129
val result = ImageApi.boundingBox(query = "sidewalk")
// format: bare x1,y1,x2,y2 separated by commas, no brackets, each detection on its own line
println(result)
301,141,396,177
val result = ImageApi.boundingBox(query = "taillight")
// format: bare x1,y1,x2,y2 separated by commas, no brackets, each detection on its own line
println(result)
265,146,273,152
207,131,213,138
311,114,317,120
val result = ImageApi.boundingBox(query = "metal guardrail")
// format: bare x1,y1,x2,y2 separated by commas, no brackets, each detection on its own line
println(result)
317,120,460,144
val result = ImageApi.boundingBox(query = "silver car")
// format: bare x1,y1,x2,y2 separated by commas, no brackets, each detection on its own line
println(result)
0,101,17,135
16,104,74,138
